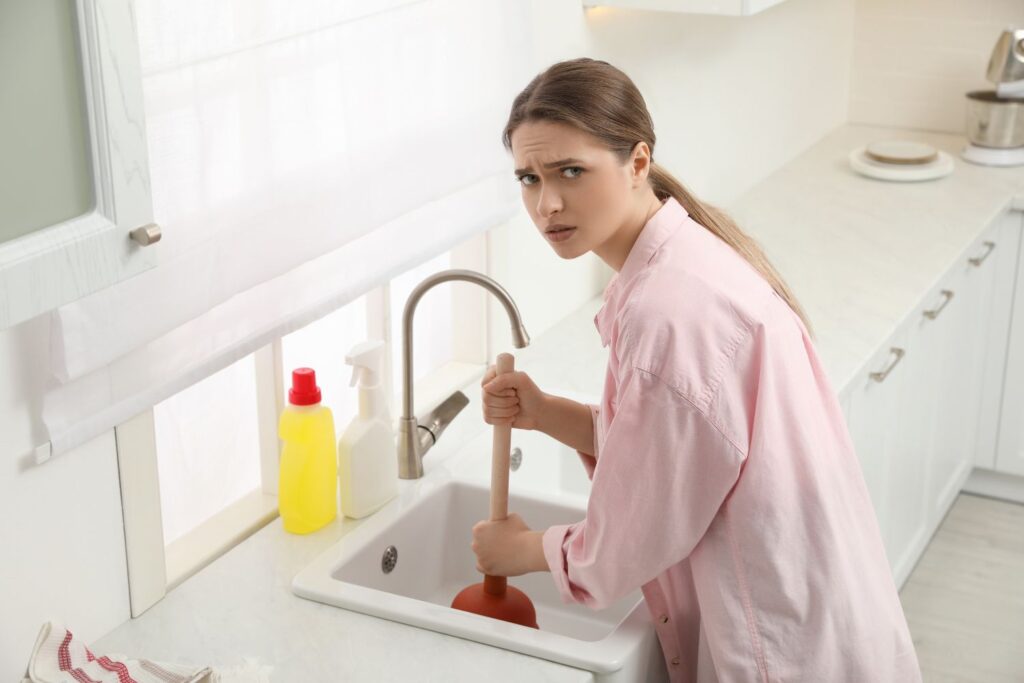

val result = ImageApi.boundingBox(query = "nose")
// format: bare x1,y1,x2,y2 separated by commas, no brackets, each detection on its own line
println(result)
536,185,563,218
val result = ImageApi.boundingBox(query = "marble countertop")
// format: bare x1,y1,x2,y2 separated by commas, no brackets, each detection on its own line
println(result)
94,123,1024,681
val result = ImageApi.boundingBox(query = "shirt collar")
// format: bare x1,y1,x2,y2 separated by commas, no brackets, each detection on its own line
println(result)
594,196,690,345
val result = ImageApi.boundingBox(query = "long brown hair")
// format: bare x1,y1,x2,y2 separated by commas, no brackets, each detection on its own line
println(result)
502,57,814,338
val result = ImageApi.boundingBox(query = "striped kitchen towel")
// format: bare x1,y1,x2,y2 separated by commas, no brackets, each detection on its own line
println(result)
23,621,213,683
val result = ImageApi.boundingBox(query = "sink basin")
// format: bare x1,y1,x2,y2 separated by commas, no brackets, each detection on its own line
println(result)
292,424,666,681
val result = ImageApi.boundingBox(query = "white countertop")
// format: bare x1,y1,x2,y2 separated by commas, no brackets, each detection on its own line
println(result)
729,124,1024,399
94,123,1024,681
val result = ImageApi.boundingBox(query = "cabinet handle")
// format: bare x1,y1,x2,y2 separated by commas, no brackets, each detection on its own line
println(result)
923,289,954,320
869,347,905,383
968,241,995,266
129,223,162,247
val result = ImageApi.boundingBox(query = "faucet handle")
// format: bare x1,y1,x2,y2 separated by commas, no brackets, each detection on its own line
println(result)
417,390,469,447
397,390,469,479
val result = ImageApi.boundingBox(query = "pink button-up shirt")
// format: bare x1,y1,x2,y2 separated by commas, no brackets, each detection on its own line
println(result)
541,197,921,682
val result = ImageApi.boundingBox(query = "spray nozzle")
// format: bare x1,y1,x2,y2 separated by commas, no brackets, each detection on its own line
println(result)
345,339,385,389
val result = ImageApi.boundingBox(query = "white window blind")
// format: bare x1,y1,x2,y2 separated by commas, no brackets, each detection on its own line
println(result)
40,0,530,458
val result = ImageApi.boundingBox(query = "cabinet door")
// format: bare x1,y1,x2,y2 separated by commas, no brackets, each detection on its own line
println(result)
975,212,1021,469
921,262,979,530
996,212,1024,476
846,326,912,569
884,312,932,584
0,0,155,331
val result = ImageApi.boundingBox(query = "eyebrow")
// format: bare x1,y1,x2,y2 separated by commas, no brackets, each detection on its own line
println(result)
514,158,584,175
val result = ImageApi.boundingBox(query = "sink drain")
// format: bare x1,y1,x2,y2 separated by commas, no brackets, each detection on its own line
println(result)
381,545,398,574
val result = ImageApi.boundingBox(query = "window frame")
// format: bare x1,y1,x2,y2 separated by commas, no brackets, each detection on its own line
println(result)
115,232,490,617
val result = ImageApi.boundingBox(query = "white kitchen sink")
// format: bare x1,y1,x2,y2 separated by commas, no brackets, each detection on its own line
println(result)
292,423,666,682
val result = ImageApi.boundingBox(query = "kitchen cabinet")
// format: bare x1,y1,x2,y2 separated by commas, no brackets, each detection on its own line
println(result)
845,214,1009,588
581,0,787,16
0,0,155,331
974,211,1022,471
995,212,1024,477
846,327,912,572
923,267,976,529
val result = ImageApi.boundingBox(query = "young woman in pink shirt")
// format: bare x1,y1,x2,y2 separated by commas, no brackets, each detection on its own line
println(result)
471,57,922,682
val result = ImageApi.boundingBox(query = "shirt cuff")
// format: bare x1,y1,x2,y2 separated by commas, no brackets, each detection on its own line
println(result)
542,523,580,605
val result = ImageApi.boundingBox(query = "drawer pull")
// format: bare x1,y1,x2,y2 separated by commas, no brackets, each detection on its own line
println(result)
129,223,162,247
968,241,996,266
870,347,905,383
923,289,954,320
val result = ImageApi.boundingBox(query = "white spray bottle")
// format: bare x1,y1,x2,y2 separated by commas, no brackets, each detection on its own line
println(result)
337,339,399,519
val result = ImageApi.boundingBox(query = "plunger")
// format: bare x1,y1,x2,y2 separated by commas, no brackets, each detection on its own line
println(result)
451,352,539,629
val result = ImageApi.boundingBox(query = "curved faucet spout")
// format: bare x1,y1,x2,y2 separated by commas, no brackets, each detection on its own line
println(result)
397,269,529,479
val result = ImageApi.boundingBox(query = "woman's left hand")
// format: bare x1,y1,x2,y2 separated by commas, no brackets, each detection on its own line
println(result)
470,513,547,577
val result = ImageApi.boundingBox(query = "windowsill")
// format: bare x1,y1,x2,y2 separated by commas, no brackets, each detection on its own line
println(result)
165,488,279,590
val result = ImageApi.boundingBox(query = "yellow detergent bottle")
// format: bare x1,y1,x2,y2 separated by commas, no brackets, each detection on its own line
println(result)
278,368,338,534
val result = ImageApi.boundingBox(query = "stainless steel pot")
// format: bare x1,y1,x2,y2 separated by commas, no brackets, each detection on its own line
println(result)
966,90,1024,148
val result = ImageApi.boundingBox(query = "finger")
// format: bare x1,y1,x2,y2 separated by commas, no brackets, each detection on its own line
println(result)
483,381,509,395
483,395,518,409
487,406,518,419
485,392,517,404
483,376,513,393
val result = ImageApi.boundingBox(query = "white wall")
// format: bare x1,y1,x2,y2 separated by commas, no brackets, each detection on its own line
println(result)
8,0,997,676
494,0,857,347
0,315,130,676
850,0,1024,133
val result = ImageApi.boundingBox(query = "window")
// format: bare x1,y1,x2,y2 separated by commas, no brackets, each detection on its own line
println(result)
389,250,455,401
155,355,263,548
115,233,490,617
281,293,370,434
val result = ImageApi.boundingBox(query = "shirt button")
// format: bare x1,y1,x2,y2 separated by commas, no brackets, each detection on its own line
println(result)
659,614,669,624
671,657,681,666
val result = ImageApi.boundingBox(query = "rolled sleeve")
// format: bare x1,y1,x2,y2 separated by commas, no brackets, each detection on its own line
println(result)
544,365,745,610
576,402,601,480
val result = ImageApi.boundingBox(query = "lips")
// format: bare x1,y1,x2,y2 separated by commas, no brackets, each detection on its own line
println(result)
545,226,576,243
545,224,576,233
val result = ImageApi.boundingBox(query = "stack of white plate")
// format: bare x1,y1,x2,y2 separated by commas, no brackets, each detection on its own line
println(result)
848,140,954,182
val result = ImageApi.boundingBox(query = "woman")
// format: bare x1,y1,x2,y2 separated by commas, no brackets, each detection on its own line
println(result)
470,58,921,682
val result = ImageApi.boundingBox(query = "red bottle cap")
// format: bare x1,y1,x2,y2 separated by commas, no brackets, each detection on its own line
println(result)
289,368,322,406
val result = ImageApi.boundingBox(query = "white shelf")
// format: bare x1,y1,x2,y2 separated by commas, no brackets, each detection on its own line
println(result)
582,0,787,16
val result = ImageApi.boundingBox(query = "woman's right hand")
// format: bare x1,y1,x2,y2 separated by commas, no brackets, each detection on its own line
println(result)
480,366,548,431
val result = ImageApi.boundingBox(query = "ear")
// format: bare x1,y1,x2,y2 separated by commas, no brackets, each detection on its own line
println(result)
630,141,653,187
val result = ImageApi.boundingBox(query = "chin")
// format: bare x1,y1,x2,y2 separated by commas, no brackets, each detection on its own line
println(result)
552,245,586,260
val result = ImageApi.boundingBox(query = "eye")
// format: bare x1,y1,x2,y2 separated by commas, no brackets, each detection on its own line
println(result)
516,167,583,186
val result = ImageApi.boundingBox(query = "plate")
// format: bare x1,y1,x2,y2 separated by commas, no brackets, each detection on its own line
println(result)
849,147,954,182
864,140,939,165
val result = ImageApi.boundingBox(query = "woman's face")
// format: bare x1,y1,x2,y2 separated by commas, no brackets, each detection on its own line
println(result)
510,120,649,260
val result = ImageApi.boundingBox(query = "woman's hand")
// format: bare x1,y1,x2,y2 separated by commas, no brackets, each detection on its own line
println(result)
470,513,548,577
480,366,548,431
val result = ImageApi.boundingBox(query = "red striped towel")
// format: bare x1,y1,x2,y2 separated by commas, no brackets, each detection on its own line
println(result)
23,621,212,683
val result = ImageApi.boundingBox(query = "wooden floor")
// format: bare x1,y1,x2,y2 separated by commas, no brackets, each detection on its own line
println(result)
899,493,1024,683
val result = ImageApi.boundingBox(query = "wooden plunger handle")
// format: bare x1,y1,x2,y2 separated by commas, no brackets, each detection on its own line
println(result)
483,352,515,596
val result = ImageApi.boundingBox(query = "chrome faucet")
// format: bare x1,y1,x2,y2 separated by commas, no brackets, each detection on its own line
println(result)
397,269,530,479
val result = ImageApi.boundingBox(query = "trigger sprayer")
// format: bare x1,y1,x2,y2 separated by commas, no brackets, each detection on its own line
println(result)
345,339,389,422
